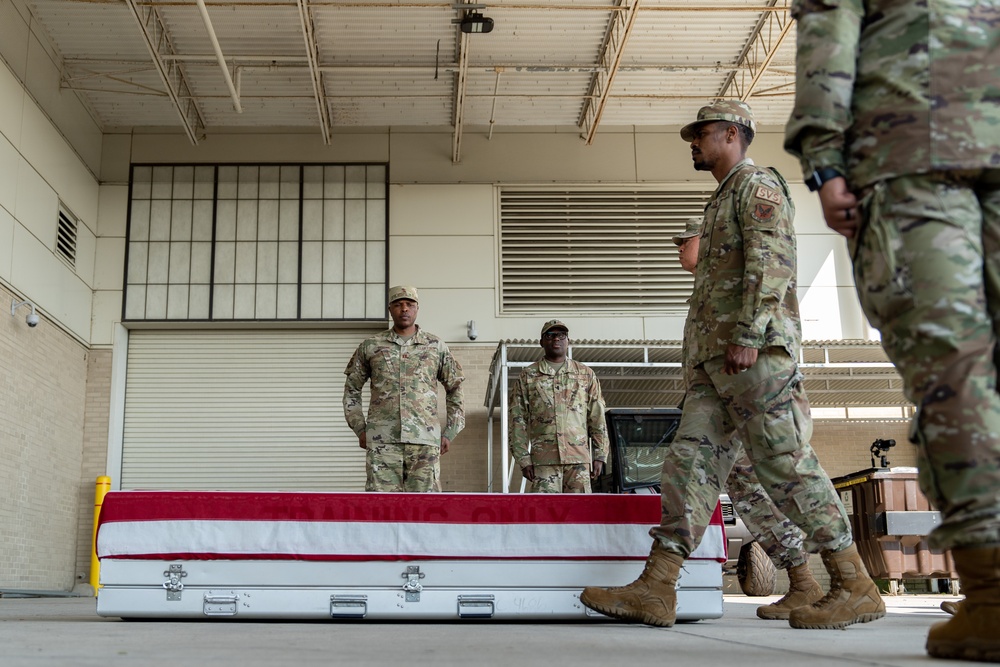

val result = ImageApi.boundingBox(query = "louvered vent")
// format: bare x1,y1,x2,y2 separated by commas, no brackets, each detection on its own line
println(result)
499,188,713,312
56,206,78,267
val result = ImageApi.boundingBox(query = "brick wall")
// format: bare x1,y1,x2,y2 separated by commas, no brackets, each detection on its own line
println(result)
440,345,501,492
74,349,112,589
811,419,915,478
0,285,89,591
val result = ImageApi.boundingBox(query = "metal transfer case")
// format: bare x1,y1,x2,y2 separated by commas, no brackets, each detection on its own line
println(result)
96,491,727,621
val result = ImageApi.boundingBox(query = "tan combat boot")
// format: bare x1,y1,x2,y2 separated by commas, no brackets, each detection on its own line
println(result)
788,543,886,629
579,542,683,627
756,562,824,620
926,546,1000,662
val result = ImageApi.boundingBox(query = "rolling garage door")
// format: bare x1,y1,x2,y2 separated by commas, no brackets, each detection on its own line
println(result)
121,329,380,491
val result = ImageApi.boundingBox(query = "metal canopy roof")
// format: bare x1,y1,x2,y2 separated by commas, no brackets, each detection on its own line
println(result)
483,338,908,492
485,339,910,413
22,0,797,160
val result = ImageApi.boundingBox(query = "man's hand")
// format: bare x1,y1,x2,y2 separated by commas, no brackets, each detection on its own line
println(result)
591,460,604,480
818,176,859,238
724,344,758,375
357,431,367,450
440,436,451,455
522,465,536,482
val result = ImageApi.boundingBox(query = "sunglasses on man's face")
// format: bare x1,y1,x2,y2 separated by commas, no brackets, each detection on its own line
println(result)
543,332,568,340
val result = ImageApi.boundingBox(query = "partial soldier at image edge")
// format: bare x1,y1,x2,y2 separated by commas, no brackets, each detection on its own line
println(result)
784,1,1000,660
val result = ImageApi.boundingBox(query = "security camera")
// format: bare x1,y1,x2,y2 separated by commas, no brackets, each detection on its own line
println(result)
11,298,39,329
467,320,478,341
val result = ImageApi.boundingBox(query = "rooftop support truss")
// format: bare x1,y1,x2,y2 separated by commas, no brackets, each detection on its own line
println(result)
296,0,333,145
124,0,206,145
717,0,793,101
578,0,640,145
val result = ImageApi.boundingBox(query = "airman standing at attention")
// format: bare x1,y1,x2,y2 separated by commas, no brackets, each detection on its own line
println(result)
343,285,465,492
510,320,608,493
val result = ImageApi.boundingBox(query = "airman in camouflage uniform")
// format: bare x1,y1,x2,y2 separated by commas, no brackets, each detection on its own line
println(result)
510,320,608,493
582,101,884,631
675,217,822,619
343,285,465,492
785,1,1000,658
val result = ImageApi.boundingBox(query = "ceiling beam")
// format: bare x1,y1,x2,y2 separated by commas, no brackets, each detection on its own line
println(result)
123,0,206,144
296,0,332,145
578,0,640,145
99,1,788,10
63,57,789,76
717,0,792,102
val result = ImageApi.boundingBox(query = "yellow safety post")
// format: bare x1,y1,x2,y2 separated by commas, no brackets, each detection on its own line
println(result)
90,476,111,595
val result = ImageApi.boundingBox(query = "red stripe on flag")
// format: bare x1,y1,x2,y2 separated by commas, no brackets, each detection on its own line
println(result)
98,492,678,526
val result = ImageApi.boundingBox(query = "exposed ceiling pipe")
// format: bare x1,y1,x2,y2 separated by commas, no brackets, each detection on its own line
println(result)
195,0,243,113
487,67,502,140
451,31,470,164
296,0,333,144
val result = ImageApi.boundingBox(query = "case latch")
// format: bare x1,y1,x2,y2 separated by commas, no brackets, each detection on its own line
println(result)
401,565,425,602
162,564,187,601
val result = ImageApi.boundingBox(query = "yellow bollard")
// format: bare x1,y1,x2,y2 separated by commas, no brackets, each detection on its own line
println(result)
90,476,111,596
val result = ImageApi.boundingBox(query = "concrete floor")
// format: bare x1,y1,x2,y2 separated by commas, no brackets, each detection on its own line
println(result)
0,593,968,667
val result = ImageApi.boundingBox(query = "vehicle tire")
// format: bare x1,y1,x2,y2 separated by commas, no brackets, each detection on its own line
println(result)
736,541,777,596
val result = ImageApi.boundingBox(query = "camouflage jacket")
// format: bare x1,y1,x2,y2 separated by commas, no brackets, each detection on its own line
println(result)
684,159,801,367
785,0,1000,188
509,358,609,468
343,327,465,446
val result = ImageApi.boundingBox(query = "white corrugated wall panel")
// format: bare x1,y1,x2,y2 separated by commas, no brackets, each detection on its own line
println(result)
121,329,381,491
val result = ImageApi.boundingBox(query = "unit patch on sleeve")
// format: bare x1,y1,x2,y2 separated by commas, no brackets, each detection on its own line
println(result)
752,203,775,222
755,185,782,205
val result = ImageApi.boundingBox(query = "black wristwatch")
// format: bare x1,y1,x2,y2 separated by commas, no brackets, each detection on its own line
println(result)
804,166,844,192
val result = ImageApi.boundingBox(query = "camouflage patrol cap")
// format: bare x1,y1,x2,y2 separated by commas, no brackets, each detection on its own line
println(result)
672,217,703,245
541,319,569,337
680,100,757,142
388,285,419,303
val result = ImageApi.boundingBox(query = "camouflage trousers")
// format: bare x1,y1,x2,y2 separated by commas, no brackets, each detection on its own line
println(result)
726,444,809,570
851,170,1000,550
531,463,592,493
365,442,441,492
651,347,851,557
